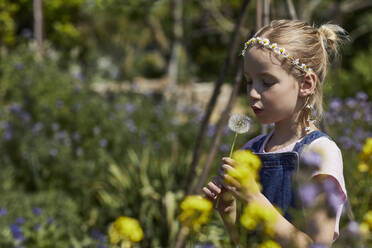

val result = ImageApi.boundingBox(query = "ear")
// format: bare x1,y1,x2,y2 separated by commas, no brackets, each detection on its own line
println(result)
299,71,317,97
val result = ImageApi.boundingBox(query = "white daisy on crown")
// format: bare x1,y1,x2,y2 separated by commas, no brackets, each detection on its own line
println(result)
241,37,312,73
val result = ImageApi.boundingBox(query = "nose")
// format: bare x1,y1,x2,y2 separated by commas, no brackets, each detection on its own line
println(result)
248,83,261,101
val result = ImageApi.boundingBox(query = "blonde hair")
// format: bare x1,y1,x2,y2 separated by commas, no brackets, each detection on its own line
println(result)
253,20,349,131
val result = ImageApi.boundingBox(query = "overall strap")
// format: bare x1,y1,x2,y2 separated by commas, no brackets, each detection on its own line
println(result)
292,130,331,154
250,135,267,153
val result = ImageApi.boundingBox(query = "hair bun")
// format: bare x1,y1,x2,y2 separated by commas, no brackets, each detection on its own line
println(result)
318,24,349,55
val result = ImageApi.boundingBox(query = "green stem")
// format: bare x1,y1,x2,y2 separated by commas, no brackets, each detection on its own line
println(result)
229,132,238,157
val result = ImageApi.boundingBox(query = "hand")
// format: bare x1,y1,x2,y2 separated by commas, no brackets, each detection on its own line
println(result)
202,176,236,215
219,157,261,203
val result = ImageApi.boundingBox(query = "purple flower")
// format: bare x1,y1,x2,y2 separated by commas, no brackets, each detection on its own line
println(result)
73,132,81,141
346,98,357,108
10,224,24,241
34,224,41,231
322,178,337,193
356,91,368,101
127,119,137,133
98,245,106,248
219,144,230,152
99,138,108,148
93,127,101,136
352,111,361,120
329,99,342,112
56,100,64,109
49,148,58,157
327,192,344,214
300,150,322,169
91,229,105,241
46,217,54,224
338,136,354,149
52,123,60,131
15,217,25,225
125,103,136,114
76,147,83,156
207,124,216,137
21,28,32,38
20,112,31,123
33,207,43,216
14,63,24,71
346,221,359,235
0,207,7,216
195,243,216,248
72,103,82,112
4,129,13,141
299,183,318,207
309,244,329,248
9,103,22,114
31,122,44,134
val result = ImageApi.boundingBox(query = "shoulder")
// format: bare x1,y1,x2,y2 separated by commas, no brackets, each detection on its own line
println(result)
240,134,267,150
309,137,342,159
308,136,347,196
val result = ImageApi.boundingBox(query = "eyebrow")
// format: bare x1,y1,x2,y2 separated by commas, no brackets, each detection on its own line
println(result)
244,71,275,78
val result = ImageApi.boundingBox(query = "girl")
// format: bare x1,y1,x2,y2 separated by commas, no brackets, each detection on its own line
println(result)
203,20,348,247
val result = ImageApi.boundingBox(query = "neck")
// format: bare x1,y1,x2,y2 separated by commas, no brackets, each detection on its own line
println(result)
271,118,306,146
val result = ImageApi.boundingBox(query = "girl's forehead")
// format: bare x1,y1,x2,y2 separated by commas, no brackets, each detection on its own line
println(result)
244,47,283,75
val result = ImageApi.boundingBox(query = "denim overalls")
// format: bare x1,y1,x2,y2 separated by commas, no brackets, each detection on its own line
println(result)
243,130,330,222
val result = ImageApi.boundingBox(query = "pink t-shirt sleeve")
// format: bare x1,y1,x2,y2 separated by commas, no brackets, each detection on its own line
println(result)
307,137,347,240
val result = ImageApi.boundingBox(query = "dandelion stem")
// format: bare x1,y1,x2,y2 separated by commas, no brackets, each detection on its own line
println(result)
229,132,238,157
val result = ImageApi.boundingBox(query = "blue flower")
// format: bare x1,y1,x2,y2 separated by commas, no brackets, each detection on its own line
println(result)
10,224,24,241
15,217,25,225
34,224,41,231
99,138,108,148
346,221,359,235
91,229,105,241
46,217,54,224
207,124,216,137
31,122,44,134
309,244,329,248
299,183,318,207
126,119,137,133
125,103,136,114
0,207,7,216
300,150,322,169
49,148,58,157
33,207,43,216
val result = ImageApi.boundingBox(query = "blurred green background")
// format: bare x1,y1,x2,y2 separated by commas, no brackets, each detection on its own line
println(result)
0,0,371,247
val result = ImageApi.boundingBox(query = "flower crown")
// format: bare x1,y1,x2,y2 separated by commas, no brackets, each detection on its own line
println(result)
241,37,312,73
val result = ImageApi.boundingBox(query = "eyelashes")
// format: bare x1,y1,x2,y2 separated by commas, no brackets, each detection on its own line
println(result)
245,79,272,88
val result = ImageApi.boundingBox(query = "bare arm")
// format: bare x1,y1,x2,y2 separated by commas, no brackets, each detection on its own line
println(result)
221,158,337,247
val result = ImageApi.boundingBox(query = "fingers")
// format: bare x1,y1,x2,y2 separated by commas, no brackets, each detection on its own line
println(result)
202,180,222,201
222,157,237,167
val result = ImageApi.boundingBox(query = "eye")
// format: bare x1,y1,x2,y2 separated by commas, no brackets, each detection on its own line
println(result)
263,80,272,87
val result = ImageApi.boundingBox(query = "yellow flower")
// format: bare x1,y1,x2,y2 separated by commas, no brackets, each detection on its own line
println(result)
179,195,213,231
359,137,372,161
240,201,277,236
258,240,282,248
358,161,369,172
109,216,144,244
228,150,262,193
108,223,121,244
362,138,372,157
359,222,370,235
363,210,372,227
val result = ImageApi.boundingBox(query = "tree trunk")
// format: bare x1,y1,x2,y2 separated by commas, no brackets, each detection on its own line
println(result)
285,0,298,20
33,0,44,54
185,0,251,195
193,59,244,194
167,0,183,88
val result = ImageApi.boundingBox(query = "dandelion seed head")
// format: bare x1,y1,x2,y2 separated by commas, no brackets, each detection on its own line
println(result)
228,114,251,134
